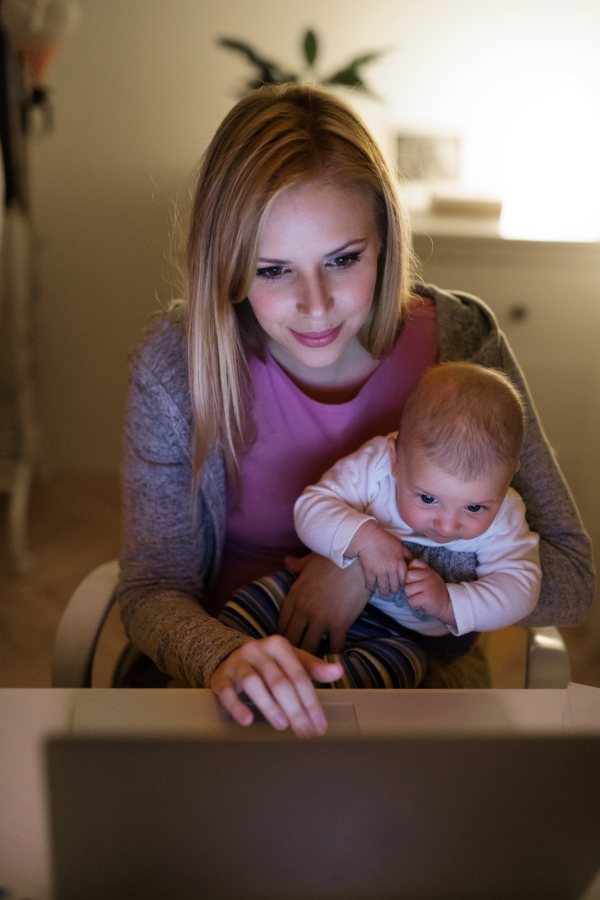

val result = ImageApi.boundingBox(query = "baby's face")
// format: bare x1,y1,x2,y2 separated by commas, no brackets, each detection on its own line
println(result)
389,443,514,544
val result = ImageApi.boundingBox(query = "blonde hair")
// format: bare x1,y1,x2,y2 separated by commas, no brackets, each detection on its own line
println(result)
186,82,415,477
398,362,525,480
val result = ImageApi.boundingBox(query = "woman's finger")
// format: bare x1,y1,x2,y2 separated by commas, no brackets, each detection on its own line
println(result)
300,620,327,654
328,623,348,655
242,636,328,736
211,667,262,727
267,638,333,735
236,665,297,732
278,603,308,648
243,654,318,736
283,552,315,574
300,652,343,685
211,646,297,733
277,597,292,633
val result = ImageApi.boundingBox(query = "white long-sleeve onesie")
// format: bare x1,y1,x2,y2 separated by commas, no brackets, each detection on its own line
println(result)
294,433,541,637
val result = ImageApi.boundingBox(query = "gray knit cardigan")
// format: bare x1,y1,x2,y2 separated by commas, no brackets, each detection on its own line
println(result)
117,285,595,686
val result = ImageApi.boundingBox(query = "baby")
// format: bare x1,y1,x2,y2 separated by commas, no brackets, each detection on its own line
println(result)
294,362,542,637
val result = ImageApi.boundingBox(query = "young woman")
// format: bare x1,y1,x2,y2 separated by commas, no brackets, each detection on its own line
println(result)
117,84,593,736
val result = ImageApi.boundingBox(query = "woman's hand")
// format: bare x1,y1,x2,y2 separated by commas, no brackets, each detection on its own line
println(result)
210,635,343,738
279,553,371,654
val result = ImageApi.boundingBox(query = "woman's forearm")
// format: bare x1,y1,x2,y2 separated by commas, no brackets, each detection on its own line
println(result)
117,583,252,686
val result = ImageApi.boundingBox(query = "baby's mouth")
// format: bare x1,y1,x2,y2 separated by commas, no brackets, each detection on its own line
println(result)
413,529,458,544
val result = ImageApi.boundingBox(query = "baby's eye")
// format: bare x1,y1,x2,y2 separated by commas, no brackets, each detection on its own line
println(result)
466,504,485,513
419,494,436,504
327,252,360,268
256,265,287,279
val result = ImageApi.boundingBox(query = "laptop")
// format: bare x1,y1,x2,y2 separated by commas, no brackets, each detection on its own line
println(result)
45,692,600,900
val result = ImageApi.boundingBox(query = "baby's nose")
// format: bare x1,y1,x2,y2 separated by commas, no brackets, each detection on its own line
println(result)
433,516,460,536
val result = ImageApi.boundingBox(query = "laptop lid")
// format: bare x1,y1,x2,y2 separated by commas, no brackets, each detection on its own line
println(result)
46,732,600,900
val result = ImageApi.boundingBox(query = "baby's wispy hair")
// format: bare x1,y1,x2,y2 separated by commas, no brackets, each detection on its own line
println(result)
398,362,525,480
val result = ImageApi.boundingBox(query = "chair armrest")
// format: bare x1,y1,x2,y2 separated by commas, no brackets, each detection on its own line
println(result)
52,560,120,688
525,626,571,689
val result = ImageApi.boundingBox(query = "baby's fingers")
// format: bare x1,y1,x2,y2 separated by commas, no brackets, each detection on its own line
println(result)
404,579,423,599
374,573,391,596
404,559,431,586
364,571,378,592
396,557,408,586
387,569,401,595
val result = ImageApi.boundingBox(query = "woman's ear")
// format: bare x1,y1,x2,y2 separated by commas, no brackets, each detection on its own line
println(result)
515,459,521,474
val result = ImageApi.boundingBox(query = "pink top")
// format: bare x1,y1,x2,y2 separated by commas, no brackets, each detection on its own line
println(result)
208,298,438,612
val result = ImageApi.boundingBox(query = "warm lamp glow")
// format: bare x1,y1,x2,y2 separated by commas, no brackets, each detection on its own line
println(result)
499,75,600,242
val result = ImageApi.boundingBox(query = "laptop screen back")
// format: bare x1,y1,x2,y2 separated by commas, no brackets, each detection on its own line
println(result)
46,733,600,900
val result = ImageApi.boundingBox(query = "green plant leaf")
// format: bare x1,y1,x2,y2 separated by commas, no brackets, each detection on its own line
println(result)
323,65,364,88
343,50,387,68
218,37,298,87
323,48,388,97
219,33,390,98
303,29,318,67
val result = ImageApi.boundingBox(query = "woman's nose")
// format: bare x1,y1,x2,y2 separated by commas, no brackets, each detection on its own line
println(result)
297,276,333,318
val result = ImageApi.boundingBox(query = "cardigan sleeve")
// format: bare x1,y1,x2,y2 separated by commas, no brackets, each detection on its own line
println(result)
116,318,251,687
430,284,595,627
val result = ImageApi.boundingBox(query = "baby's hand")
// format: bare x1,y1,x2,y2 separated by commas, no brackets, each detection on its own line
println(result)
345,520,411,595
404,559,456,628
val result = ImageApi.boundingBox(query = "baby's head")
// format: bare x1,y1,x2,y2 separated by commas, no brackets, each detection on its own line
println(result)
390,362,525,543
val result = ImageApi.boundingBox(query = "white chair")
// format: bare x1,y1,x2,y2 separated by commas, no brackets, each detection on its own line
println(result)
51,560,572,689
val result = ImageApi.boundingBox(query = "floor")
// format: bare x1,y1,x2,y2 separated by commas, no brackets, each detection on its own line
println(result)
1,473,599,690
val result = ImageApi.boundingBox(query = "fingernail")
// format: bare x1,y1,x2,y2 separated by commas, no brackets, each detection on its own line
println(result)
273,714,287,730
313,713,327,734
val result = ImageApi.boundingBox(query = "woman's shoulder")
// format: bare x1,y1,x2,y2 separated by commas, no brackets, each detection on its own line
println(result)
413,283,503,365
126,304,194,442
130,303,188,392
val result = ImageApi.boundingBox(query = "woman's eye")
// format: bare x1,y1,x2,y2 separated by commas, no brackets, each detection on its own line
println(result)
466,504,484,513
328,252,360,268
419,494,436,504
256,265,286,279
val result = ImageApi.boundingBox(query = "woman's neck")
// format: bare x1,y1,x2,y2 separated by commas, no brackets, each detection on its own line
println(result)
266,335,382,404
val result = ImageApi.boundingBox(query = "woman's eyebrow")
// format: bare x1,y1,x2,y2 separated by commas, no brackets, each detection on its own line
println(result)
327,238,367,256
258,238,367,265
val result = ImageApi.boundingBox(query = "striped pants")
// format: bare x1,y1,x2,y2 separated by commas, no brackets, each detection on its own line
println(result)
218,569,426,689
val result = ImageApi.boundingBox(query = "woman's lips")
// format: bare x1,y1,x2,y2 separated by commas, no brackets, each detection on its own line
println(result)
289,323,343,348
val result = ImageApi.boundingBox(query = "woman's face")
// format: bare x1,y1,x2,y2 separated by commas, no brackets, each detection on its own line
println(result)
247,180,381,378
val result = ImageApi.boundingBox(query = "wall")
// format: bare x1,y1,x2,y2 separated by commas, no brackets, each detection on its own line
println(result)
27,0,600,470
